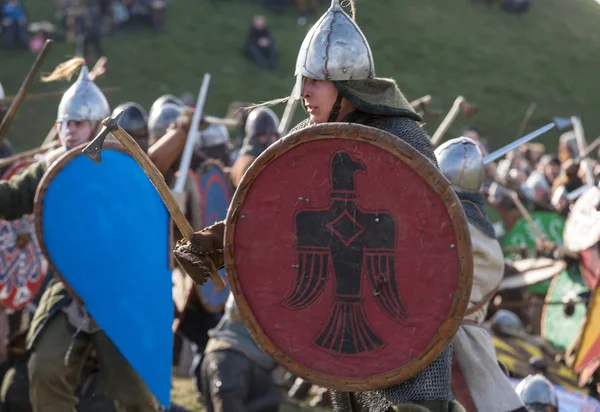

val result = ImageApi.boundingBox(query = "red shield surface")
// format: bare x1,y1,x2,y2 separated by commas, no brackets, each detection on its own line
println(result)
0,160,49,310
225,123,473,391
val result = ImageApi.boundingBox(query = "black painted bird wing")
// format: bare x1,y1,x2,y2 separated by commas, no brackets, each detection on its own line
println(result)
280,246,329,310
365,250,413,326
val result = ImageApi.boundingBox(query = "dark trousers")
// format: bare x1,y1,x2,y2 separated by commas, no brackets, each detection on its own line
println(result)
76,34,104,62
1,22,28,48
201,350,279,412
245,43,278,70
177,301,221,395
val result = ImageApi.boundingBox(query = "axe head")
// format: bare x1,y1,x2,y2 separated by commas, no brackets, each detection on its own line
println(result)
82,112,123,163
461,101,479,119
422,109,444,123
553,117,573,130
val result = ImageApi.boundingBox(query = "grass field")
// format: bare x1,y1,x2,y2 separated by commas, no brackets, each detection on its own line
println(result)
2,0,600,152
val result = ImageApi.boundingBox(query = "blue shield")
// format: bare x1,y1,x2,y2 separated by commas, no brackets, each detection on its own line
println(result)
35,146,172,407
192,161,232,313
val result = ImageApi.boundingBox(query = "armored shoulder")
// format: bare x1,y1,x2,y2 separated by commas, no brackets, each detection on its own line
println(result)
364,115,438,167
0,160,47,220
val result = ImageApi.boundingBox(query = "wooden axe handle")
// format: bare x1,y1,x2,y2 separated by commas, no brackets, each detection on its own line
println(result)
431,96,465,146
107,124,226,291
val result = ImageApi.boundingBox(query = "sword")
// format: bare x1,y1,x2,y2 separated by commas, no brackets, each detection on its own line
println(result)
0,39,53,145
83,113,226,292
278,85,300,136
483,117,573,165
570,116,594,185
173,73,211,194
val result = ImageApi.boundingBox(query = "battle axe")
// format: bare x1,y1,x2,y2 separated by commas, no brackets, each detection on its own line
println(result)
83,113,226,291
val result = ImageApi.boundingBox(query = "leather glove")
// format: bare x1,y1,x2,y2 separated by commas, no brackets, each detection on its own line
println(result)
173,221,225,286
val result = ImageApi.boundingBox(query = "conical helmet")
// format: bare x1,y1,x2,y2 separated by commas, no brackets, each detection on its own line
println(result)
244,107,279,138
434,137,485,194
149,94,185,117
515,374,558,410
148,102,183,143
292,0,375,99
57,66,110,124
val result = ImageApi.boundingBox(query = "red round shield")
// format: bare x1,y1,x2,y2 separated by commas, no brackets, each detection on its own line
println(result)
225,123,473,391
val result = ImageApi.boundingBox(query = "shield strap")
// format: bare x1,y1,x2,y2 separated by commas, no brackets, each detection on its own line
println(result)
465,286,499,317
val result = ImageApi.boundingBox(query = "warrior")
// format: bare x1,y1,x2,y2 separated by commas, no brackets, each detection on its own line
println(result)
148,101,184,148
229,106,279,187
0,64,158,412
435,137,526,412
202,294,281,412
200,106,281,412
514,374,558,412
112,101,150,152
173,1,466,411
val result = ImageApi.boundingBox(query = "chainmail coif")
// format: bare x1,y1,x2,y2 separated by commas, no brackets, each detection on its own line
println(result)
457,191,496,239
290,113,455,412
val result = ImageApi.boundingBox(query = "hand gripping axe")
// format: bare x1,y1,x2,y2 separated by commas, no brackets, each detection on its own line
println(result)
83,112,226,291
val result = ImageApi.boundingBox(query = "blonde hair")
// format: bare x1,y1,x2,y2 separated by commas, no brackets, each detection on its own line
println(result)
41,57,86,83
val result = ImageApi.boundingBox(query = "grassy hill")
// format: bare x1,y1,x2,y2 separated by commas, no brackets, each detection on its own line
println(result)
2,0,600,153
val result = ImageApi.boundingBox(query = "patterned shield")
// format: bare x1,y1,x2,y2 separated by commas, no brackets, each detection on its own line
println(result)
574,288,600,386
224,123,473,391
541,264,589,352
0,160,49,311
491,332,583,393
34,144,173,407
503,212,566,295
190,160,232,313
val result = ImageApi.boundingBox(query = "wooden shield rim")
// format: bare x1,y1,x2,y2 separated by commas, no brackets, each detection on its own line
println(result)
33,142,127,306
223,122,474,391
194,160,232,314
540,264,587,352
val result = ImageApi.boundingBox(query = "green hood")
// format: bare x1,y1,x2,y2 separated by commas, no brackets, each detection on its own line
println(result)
333,77,421,121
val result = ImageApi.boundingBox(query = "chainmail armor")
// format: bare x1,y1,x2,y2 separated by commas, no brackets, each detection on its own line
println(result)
289,113,439,168
290,113,454,412
352,345,454,412
456,192,496,239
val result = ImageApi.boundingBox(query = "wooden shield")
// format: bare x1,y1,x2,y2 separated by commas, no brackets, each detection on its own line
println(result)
0,160,49,310
503,212,566,295
499,258,567,291
224,123,473,391
574,288,600,386
34,143,173,407
541,264,589,352
191,160,232,314
491,332,583,393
